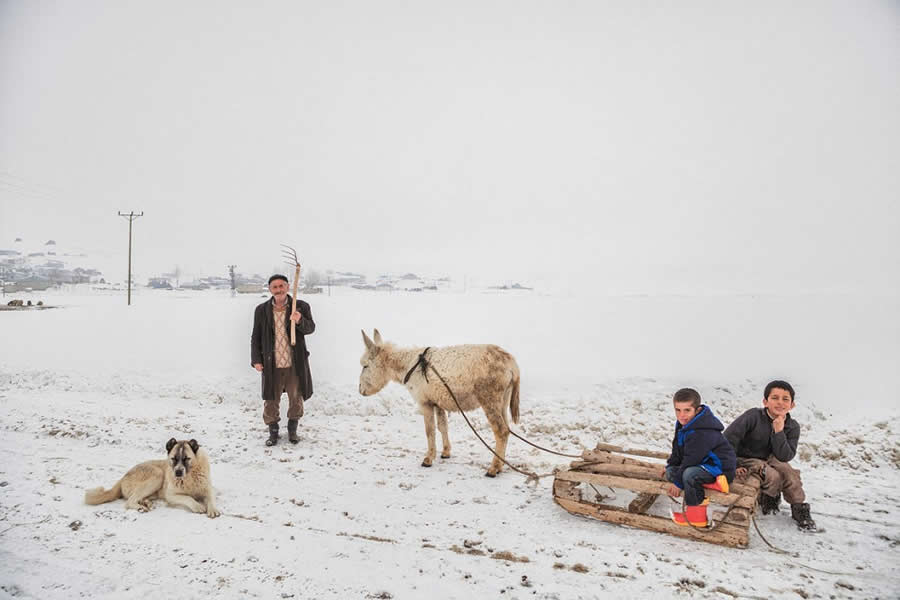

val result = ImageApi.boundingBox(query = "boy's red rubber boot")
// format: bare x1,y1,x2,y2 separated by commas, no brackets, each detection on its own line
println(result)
702,474,730,494
671,504,709,527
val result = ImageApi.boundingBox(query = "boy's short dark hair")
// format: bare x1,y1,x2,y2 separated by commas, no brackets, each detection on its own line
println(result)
673,388,701,409
764,380,795,402
268,274,288,286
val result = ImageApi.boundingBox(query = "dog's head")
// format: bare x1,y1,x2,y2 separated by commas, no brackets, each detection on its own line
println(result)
165,438,200,479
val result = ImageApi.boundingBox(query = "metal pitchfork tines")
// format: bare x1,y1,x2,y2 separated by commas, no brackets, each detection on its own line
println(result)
281,244,300,269
281,243,302,346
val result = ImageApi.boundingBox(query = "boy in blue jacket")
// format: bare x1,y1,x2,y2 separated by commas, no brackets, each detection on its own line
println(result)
663,388,737,527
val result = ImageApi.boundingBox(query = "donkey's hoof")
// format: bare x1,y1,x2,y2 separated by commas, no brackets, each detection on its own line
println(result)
421,459,433,468
485,471,498,478
440,453,451,459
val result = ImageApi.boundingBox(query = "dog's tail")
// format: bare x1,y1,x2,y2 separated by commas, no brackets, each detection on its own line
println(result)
84,480,123,505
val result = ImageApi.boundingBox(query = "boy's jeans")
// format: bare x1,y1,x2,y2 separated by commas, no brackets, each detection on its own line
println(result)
665,465,716,506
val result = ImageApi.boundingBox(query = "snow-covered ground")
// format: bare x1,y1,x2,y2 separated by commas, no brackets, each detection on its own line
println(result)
1,288,898,599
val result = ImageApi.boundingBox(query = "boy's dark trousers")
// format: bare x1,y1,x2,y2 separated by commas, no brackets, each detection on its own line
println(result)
666,465,716,506
737,456,806,503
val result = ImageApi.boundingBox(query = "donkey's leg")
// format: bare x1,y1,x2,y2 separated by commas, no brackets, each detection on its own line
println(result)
421,403,437,467
483,404,510,477
436,407,451,459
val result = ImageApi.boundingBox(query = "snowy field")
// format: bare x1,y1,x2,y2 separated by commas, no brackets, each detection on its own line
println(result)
1,287,899,599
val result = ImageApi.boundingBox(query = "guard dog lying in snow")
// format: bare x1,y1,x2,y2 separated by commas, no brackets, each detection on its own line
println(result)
84,438,220,518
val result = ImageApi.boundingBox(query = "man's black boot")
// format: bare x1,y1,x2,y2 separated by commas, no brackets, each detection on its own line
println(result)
287,419,299,444
265,423,279,446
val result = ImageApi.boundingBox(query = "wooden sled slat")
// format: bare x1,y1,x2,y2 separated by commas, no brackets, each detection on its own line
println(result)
563,462,760,498
554,496,749,548
589,443,670,460
577,450,661,470
627,492,659,514
555,471,756,511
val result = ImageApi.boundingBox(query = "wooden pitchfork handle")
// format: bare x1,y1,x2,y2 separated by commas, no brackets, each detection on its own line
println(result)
290,263,300,346
281,243,302,347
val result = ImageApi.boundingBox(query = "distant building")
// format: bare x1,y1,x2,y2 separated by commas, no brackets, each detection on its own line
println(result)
236,283,265,294
148,277,173,289
3,276,54,293
328,271,367,286
488,283,533,291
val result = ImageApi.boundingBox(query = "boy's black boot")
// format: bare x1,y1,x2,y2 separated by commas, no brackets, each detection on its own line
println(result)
791,503,817,531
759,492,781,515
265,423,279,446
287,419,299,444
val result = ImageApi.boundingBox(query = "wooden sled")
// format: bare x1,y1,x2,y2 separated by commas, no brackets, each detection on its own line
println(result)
553,443,761,549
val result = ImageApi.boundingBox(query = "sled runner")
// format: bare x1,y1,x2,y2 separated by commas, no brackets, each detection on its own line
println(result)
553,443,760,549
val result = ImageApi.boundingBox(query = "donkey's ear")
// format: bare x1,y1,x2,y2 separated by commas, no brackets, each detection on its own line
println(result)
188,439,200,454
373,329,383,345
362,329,375,350
166,438,177,453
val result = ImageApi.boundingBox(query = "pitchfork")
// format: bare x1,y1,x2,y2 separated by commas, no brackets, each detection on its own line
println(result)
281,243,302,346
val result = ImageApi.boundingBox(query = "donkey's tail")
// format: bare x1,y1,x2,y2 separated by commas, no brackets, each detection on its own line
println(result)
509,373,520,425
84,480,123,505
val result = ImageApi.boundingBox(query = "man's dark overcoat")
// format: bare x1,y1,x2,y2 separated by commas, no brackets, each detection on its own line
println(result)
251,296,315,401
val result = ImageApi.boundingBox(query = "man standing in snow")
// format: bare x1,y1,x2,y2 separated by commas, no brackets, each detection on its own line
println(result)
251,274,316,446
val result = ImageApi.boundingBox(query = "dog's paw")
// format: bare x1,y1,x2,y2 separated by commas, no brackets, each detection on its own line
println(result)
207,507,221,519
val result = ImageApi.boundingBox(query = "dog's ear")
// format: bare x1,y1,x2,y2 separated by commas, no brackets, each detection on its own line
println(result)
166,438,177,453
188,439,200,454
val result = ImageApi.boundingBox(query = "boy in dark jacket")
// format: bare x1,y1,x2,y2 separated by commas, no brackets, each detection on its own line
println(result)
663,388,737,527
724,380,816,531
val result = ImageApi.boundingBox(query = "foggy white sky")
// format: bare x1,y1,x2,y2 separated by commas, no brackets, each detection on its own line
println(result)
1,1,898,290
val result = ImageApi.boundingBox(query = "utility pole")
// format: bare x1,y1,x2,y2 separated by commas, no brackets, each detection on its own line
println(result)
118,211,143,305
227,265,237,296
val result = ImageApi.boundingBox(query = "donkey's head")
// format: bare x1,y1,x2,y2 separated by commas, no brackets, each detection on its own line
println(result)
359,329,391,396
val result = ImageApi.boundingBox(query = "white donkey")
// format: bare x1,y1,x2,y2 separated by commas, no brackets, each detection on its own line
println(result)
358,329,521,477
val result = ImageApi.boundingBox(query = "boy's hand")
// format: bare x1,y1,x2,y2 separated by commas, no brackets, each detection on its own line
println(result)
659,468,667,479
736,467,748,479
666,484,681,498
772,415,785,433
